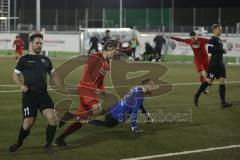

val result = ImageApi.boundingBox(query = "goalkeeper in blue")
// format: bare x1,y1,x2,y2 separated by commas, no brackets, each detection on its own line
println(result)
89,79,155,132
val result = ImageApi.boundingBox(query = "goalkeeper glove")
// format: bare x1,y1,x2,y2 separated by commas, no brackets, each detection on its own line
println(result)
131,126,143,133
146,112,154,124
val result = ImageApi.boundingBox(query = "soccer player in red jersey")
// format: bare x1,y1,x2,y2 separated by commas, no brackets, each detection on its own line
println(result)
170,32,209,93
13,35,24,61
55,40,119,146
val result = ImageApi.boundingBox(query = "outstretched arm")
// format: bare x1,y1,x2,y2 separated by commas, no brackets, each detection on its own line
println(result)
170,36,190,44
199,37,209,44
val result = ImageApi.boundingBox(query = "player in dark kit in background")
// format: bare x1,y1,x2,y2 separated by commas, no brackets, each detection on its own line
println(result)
101,30,111,46
194,24,233,108
9,33,65,153
153,33,166,62
88,33,99,55
143,42,154,61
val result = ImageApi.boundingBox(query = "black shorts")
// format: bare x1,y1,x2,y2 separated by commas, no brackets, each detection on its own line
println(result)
22,91,54,119
207,63,226,80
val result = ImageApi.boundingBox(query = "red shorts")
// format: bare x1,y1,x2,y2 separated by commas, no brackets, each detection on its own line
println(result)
75,81,99,119
194,58,209,72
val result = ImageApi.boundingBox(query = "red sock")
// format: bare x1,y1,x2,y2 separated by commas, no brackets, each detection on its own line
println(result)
57,121,83,140
199,75,204,83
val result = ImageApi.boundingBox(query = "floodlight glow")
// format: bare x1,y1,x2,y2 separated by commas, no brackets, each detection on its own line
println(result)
0,17,7,20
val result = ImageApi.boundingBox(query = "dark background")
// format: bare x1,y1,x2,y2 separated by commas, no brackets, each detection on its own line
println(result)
10,0,240,30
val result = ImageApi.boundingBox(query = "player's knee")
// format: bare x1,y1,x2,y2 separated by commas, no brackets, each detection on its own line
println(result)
219,77,225,84
45,112,57,125
23,118,35,130
47,114,57,125
206,79,213,85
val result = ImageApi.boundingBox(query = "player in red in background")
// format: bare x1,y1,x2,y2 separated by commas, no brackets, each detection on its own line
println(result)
170,32,210,94
13,35,24,61
55,40,119,146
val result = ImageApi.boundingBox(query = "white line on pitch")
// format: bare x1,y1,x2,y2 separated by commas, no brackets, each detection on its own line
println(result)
0,80,240,88
121,144,240,160
0,81,240,93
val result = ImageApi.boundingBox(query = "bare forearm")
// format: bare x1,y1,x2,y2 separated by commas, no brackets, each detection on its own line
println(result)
51,72,65,90
13,73,24,87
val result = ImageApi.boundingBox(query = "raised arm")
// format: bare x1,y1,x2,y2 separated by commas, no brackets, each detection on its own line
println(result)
200,37,209,44
170,36,191,44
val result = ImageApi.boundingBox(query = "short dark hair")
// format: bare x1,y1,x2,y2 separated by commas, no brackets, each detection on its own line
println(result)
16,35,19,38
189,31,196,36
141,79,152,85
105,30,111,33
212,24,221,31
103,40,118,51
30,33,43,42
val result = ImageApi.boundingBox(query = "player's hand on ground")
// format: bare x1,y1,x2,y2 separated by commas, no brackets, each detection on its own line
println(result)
20,85,28,92
132,126,143,133
146,113,154,124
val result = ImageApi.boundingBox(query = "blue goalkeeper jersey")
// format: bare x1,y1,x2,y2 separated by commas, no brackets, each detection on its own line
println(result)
110,86,144,128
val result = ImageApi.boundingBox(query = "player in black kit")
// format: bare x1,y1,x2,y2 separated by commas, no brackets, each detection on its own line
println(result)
9,33,65,153
194,24,233,108
88,33,99,54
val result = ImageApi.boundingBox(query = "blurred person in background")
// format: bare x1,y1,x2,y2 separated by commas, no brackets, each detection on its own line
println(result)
101,30,112,46
129,35,140,60
88,33,100,55
13,35,24,62
153,33,166,62
143,42,154,61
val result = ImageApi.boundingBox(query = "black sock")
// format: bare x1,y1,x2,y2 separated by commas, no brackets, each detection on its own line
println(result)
219,84,226,104
195,81,209,97
17,127,30,144
46,124,57,145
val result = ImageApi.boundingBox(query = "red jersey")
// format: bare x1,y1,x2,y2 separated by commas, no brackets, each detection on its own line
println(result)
171,37,209,62
80,52,109,93
13,39,24,51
